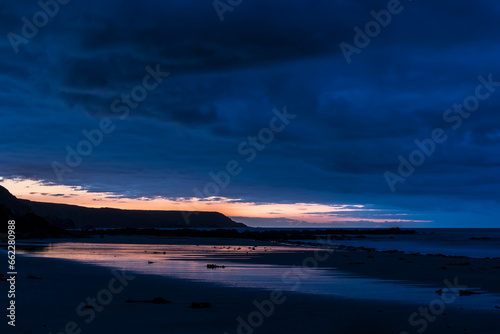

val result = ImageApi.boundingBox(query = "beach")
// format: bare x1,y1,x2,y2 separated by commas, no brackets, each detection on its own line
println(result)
3,1,500,333
4,235,500,334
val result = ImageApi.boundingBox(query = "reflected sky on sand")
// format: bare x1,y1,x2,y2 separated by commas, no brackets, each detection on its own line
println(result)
19,242,500,311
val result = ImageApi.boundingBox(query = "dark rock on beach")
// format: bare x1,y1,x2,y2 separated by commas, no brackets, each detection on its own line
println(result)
458,290,482,296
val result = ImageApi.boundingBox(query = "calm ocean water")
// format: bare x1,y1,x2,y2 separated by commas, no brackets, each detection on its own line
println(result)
9,228,500,311
83,227,500,258
302,228,500,258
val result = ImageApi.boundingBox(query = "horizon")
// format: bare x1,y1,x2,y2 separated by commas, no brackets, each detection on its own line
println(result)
2,1,500,228
1,180,494,229
4,3,500,334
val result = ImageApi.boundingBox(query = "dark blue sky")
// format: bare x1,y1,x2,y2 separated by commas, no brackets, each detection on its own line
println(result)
1,0,500,227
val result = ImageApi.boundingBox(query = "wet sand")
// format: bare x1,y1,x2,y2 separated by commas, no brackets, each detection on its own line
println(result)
4,236,500,334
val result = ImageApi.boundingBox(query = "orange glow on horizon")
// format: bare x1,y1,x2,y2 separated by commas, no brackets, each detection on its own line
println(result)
0,177,430,225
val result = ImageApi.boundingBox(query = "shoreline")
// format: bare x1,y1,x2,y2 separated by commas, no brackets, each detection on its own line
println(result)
4,235,500,333
12,235,500,293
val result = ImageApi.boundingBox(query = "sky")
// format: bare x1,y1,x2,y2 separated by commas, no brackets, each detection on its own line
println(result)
1,0,500,227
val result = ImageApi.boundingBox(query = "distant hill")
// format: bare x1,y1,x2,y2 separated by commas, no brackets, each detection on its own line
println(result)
0,186,70,238
0,185,246,230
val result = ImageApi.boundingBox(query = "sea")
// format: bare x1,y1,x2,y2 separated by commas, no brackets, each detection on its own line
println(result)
77,227,500,258
5,228,500,312
298,228,500,259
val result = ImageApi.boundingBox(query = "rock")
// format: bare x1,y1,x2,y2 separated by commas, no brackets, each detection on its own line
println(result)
458,290,482,296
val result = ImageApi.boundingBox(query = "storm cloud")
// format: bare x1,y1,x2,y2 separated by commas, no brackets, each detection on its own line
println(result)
1,0,500,226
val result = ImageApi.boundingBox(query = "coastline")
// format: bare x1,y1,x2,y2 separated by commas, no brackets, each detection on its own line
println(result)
4,235,500,333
